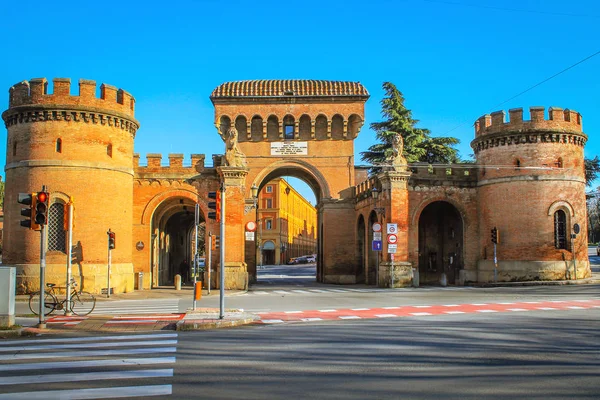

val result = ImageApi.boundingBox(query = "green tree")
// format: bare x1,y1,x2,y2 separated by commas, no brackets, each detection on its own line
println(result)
585,156,600,186
361,82,460,169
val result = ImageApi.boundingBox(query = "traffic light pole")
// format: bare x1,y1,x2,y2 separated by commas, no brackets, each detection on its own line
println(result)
219,184,225,320
107,229,112,299
65,199,74,316
38,224,47,329
208,232,212,295
493,243,498,283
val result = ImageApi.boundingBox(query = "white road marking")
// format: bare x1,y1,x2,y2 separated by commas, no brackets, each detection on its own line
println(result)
376,314,398,318
0,368,173,386
410,312,432,316
0,340,177,353
318,309,337,313
476,310,497,313
0,347,176,361
261,319,284,324
0,385,172,399
445,311,465,314
0,333,177,345
0,357,176,372
339,316,361,319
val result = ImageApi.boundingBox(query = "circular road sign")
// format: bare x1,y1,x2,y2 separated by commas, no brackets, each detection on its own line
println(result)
246,221,257,232
387,234,398,244
372,223,382,232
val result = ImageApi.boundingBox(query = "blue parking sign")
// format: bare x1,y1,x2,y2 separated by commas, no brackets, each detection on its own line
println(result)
372,240,382,251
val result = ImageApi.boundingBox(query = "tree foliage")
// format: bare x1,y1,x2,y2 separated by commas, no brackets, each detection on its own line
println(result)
585,156,600,186
361,82,460,169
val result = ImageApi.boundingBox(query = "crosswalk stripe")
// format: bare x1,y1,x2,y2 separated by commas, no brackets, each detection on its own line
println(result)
0,357,176,372
0,340,177,353
0,385,172,399
0,333,177,399
0,347,176,361
0,368,173,386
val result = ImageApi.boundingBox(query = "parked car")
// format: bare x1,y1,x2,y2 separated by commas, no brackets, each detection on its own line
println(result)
305,255,316,263
288,256,310,265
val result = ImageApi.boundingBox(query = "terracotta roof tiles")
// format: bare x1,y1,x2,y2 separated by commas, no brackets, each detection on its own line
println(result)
211,80,369,98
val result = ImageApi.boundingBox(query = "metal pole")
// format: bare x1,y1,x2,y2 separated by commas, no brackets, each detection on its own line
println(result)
107,229,112,298
207,232,212,295
193,206,198,310
38,224,47,329
65,199,74,316
493,242,498,283
219,184,226,319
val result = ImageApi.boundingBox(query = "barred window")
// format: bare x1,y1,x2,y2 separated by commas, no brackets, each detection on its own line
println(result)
554,210,567,250
48,202,66,252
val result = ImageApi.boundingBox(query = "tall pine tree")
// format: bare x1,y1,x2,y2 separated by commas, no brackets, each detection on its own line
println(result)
361,82,460,169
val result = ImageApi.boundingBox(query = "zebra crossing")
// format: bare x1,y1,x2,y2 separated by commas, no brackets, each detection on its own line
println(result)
247,286,479,296
0,332,177,399
92,298,181,315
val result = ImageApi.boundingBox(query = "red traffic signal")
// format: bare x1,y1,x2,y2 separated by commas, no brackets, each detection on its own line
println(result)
207,191,221,221
34,191,50,226
491,227,499,244
108,230,116,250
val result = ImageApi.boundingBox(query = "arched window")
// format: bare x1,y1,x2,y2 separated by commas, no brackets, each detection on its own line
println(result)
48,202,66,252
56,138,62,153
554,210,567,249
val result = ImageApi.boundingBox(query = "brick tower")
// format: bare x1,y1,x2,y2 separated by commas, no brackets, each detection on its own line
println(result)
2,78,139,293
471,107,590,281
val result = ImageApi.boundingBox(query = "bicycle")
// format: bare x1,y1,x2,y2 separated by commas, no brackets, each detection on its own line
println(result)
29,278,96,316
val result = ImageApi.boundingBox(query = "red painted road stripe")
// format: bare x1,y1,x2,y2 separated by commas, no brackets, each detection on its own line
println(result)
256,300,600,324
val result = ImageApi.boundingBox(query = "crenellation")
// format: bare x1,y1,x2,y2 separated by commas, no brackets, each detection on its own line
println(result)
101,83,118,103
548,107,564,121
490,111,505,126
508,108,523,123
53,78,71,96
473,106,583,138
168,153,184,168
29,78,47,100
530,106,545,121
191,154,206,170
5,78,136,119
133,153,140,168
146,153,162,168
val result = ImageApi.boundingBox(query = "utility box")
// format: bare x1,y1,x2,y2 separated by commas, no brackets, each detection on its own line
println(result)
0,267,16,327
135,272,144,290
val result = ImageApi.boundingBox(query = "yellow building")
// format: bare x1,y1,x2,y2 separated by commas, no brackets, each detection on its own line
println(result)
257,179,317,265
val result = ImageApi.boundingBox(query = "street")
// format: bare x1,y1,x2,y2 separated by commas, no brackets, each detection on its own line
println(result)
2,249,599,399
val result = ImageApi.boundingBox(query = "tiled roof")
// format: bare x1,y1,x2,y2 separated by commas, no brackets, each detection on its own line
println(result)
211,80,369,98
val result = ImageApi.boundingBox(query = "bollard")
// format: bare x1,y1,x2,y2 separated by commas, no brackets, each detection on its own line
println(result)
194,281,202,300
174,274,181,291
412,268,419,288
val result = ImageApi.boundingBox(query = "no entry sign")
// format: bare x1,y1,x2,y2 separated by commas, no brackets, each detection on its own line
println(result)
387,234,398,244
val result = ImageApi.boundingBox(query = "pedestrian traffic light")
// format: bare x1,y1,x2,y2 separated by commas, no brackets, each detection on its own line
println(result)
491,227,499,244
207,191,221,221
18,192,39,230
34,191,50,226
108,230,116,250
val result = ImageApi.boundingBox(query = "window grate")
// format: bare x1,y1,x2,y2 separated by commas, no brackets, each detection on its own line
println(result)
48,202,66,252
554,210,567,250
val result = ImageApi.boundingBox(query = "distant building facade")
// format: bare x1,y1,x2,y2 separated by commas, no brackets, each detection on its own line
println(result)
256,178,317,265
1,77,590,294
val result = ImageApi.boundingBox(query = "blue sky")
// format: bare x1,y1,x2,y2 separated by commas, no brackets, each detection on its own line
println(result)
1,0,598,204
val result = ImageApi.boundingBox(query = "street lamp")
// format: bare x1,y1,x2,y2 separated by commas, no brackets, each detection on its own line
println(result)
250,183,259,208
372,187,385,218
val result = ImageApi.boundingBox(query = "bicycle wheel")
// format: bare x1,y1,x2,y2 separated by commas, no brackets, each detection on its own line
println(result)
28,291,57,316
71,291,96,316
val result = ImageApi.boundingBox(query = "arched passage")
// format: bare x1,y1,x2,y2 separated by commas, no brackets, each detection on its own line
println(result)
150,196,205,286
417,201,464,285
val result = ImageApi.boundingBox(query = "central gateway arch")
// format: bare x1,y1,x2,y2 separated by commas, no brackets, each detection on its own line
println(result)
210,80,370,285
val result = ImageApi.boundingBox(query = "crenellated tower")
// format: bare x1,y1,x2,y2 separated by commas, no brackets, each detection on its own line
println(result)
2,78,139,293
471,106,590,281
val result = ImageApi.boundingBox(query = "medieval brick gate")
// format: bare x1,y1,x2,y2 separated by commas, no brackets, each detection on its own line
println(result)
2,77,592,294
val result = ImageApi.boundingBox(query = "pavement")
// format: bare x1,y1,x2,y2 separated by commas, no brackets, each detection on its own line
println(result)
2,267,599,338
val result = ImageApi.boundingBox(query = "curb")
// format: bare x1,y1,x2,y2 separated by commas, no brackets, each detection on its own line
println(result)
176,310,260,331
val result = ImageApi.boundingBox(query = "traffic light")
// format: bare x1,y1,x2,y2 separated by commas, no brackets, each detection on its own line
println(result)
491,227,499,244
207,191,221,221
108,230,116,250
214,236,220,249
18,192,39,230
34,191,50,226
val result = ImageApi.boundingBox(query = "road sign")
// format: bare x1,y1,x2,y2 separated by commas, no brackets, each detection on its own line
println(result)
372,240,382,251
246,221,257,232
388,244,397,254
373,232,382,240
372,223,382,232
245,231,255,241
387,223,397,234
387,234,398,244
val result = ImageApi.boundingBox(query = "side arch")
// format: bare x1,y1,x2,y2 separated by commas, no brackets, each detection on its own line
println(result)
547,200,575,217
140,188,202,225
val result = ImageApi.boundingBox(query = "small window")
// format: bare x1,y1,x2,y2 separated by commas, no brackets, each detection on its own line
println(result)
12,141,17,156
56,138,62,153
266,199,273,208
515,159,521,168
554,210,567,250
107,143,113,157
555,158,563,168
265,219,273,230
284,125,294,139
266,186,272,193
